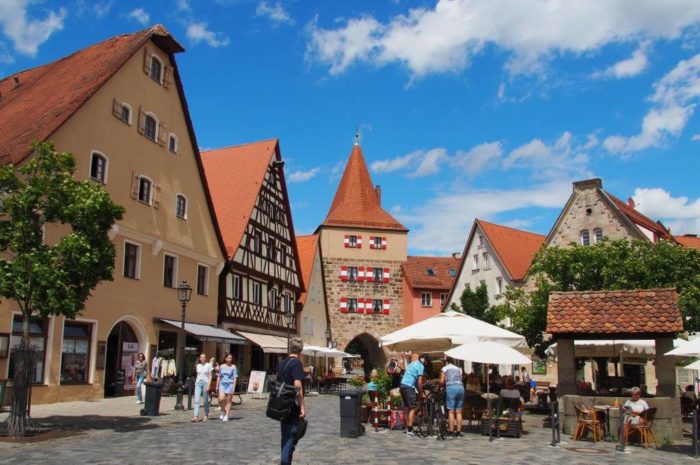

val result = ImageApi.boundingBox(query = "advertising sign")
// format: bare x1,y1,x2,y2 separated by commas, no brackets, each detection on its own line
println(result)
121,342,140,390
247,370,266,394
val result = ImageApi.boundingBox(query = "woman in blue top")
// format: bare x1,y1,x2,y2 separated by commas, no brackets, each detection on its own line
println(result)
217,354,238,421
440,357,464,438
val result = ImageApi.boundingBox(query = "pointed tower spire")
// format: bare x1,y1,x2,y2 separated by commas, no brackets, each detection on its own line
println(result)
320,142,406,231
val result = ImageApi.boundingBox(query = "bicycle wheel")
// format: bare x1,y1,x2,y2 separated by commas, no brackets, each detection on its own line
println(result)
416,407,431,437
208,393,219,407
425,401,435,437
232,394,243,406
435,403,447,440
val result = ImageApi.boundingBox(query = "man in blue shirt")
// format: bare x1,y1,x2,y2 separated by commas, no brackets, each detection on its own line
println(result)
399,351,425,436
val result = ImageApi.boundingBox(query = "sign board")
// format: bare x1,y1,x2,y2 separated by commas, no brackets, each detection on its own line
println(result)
247,370,267,394
121,342,140,390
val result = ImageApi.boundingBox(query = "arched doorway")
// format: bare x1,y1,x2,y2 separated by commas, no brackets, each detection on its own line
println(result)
345,333,386,378
104,321,139,397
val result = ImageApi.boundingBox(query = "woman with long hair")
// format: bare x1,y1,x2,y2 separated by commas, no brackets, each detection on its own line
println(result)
134,353,148,404
217,354,238,421
192,353,213,422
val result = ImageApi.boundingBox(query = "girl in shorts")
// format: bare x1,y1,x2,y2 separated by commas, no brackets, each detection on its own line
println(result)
217,354,238,421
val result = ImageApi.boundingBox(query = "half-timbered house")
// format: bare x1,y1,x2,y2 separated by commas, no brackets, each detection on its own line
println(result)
202,140,303,376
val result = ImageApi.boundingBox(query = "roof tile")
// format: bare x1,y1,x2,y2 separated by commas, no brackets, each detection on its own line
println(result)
296,234,319,305
478,220,546,281
401,256,460,291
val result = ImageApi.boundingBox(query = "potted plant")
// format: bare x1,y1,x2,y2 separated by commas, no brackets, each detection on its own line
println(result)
360,392,371,423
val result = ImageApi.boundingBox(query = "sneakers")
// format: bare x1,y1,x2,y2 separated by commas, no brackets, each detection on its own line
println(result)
453,431,463,438
222,415,229,422
202,416,208,422
404,429,417,436
219,413,225,420
136,400,141,404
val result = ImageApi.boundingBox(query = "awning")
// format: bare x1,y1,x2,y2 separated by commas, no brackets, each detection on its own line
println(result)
159,319,246,345
236,331,288,354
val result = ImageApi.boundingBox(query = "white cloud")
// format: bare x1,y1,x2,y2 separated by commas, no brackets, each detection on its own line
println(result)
186,21,230,48
307,0,700,78
504,132,592,179
0,0,65,57
451,142,503,176
603,53,700,154
127,8,150,26
633,187,700,234
371,150,420,174
176,0,191,12
692,134,700,141
256,2,294,25
400,181,571,254
93,1,113,18
592,41,650,79
288,167,321,183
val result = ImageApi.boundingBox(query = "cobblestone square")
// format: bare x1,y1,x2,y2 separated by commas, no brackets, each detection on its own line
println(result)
0,394,697,465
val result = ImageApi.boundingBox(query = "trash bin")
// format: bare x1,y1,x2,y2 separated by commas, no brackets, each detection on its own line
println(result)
140,382,163,416
338,390,364,438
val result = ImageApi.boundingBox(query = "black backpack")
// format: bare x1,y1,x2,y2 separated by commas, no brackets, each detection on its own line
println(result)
266,359,300,422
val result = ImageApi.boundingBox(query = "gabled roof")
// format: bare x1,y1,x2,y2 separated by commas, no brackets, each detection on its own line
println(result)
606,192,674,242
296,234,319,305
320,143,407,232
546,288,682,336
402,256,460,291
0,24,182,166
479,220,546,281
675,234,700,251
201,140,278,259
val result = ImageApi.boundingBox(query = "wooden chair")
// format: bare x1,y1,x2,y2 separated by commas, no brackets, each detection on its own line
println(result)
573,403,602,442
625,407,658,449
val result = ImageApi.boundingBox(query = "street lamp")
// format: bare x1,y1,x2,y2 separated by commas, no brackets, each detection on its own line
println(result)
325,328,332,348
283,307,295,354
174,280,192,411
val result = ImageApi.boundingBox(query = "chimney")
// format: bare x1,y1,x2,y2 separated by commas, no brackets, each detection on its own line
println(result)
451,252,461,260
374,185,381,205
685,234,698,238
13,76,19,88
627,197,636,209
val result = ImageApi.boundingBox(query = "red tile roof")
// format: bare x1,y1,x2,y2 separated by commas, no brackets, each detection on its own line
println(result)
675,235,700,251
296,234,319,305
546,288,682,335
479,220,546,281
321,143,407,232
201,140,278,259
0,25,179,166
606,192,674,242
402,256,460,291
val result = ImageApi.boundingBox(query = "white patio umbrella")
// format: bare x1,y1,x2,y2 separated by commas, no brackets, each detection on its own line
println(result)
684,360,700,370
380,310,525,352
665,338,699,356
445,341,531,442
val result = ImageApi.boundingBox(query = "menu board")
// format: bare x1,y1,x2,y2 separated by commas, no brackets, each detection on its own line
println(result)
121,342,140,389
247,370,266,394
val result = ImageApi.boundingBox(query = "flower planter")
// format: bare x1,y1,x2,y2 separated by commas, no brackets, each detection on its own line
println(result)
480,417,521,438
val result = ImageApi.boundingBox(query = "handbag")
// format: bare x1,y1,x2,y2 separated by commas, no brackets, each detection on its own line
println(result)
293,418,308,445
266,359,300,422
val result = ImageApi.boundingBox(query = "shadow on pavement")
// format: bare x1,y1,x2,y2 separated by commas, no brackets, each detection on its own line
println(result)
36,414,162,434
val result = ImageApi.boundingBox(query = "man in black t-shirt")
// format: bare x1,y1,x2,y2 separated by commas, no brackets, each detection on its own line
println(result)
278,336,305,465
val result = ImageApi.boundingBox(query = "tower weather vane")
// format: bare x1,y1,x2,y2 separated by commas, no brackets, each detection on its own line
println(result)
354,127,360,145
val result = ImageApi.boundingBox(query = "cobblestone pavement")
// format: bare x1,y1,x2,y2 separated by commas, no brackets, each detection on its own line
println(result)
0,394,697,465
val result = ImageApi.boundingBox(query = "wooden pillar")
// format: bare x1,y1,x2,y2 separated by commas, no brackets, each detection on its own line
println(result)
655,337,676,397
556,338,577,395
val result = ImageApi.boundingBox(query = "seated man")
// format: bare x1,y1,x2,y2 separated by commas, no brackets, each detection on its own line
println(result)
683,384,697,401
500,378,521,399
623,386,649,425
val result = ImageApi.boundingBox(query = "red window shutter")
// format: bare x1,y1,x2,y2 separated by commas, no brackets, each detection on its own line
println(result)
358,267,365,282
369,236,375,249
383,299,390,315
340,266,348,282
382,237,387,250
357,298,365,314
383,268,390,283
344,235,349,248
339,297,348,313
357,235,362,248
366,266,374,283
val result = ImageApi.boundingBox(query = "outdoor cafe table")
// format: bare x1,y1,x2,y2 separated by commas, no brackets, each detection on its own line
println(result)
592,404,621,441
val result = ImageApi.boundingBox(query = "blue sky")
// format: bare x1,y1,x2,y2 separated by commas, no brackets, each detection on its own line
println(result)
1,0,700,255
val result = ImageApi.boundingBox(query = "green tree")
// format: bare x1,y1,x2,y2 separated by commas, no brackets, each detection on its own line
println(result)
508,239,700,356
0,142,124,435
449,282,506,325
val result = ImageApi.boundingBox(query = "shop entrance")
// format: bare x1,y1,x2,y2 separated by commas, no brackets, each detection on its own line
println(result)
104,321,138,397
345,333,386,378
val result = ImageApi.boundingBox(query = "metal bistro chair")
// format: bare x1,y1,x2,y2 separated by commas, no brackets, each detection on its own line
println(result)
464,396,486,432
681,396,694,419
625,407,658,449
573,402,602,442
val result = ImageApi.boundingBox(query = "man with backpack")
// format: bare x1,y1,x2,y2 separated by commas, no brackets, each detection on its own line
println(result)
277,337,306,465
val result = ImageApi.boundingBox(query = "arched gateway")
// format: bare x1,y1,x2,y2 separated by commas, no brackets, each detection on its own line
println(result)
345,333,387,376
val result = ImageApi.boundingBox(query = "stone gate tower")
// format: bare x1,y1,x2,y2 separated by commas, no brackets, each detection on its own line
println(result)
316,139,407,371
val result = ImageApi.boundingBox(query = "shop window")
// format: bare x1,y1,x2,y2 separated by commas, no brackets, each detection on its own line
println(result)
163,254,177,288
421,292,432,307
10,316,47,384
61,322,92,384
197,265,209,296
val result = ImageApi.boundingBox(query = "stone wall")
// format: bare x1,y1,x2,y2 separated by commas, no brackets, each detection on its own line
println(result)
322,257,405,353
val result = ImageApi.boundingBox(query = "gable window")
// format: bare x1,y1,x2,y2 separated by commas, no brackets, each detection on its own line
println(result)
421,292,432,307
144,114,157,141
60,322,92,384
175,194,187,219
90,151,108,183
231,274,241,300
123,241,141,279
150,55,163,83
348,266,358,283
252,281,261,305
473,254,479,270
372,299,383,314
482,252,489,268
581,229,591,246
197,265,209,296
268,238,277,262
594,228,604,243
10,316,47,384
496,277,503,294
168,134,178,153
440,293,448,306
163,254,177,288
478,234,484,246
347,298,358,313
138,176,152,205
372,267,383,282
426,268,436,277
268,288,278,310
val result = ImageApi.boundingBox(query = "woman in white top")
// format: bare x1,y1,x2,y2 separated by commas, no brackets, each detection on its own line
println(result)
439,358,465,438
623,386,649,425
192,353,213,422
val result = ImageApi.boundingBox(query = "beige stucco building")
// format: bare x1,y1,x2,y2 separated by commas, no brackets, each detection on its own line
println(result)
0,26,229,403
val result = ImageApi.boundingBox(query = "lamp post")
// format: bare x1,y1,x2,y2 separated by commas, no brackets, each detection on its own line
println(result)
174,281,192,411
283,307,295,354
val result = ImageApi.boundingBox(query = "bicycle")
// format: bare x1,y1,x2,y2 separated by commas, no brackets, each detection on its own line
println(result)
431,388,448,440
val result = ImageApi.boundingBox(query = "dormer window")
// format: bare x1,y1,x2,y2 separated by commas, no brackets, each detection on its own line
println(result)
150,55,163,83
168,134,178,153
448,268,456,278
581,229,591,246
426,268,436,277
